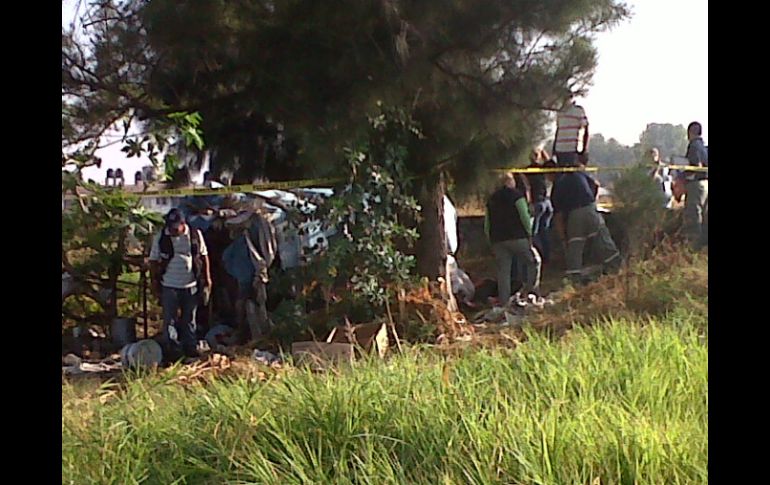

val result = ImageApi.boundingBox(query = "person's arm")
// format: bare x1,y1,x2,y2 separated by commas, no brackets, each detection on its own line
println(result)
515,197,533,240
518,174,532,203
582,122,590,154
197,230,212,287
550,180,567,242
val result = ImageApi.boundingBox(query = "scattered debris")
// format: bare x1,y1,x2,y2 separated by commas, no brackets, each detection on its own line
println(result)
205,324,238,350
62,353,122,376
398,283,474,343
252,350,283,367
170,353,234,385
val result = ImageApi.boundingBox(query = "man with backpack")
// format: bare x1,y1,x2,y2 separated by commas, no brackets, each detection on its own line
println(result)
149,208,212,358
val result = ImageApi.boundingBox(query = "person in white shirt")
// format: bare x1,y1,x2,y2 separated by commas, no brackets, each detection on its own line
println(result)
149,209,212,358
646,148,673,206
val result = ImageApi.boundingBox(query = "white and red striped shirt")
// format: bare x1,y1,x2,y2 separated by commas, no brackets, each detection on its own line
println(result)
554,103,589,153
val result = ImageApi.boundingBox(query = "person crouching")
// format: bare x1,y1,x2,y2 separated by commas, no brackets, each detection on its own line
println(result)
549,161,620,284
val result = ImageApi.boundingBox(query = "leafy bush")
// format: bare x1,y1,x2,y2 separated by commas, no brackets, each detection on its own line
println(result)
611,165,673,259
310,105,422,318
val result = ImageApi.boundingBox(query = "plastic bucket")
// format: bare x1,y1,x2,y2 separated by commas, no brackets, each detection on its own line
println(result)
120,340,163,369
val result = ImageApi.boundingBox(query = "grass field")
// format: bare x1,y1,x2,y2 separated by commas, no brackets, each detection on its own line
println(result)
63,306,707,484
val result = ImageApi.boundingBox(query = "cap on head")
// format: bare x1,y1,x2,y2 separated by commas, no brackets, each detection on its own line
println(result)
165,208,186,228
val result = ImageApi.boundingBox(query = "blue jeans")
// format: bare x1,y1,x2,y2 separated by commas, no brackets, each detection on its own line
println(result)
554,151,579,166
684,180,708,249
532,199,553,263
161,286,199,354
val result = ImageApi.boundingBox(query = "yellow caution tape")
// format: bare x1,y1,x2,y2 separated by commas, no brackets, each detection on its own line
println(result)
117,177,346,198
85,164,708,199
495,164,708,174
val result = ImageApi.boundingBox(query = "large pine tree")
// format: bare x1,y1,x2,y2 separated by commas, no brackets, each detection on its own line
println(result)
63,0,630,279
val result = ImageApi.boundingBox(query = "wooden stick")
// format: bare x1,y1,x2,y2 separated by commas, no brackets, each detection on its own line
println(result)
385,298,403,353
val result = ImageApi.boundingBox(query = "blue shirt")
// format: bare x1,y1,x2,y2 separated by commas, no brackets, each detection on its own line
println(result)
551,172,597,215
684,137,708,181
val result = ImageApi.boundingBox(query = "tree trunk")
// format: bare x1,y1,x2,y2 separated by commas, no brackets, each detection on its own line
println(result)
414,172,458,311
415,173,447,280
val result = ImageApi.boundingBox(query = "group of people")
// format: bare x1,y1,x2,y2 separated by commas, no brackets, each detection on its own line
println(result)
484,93,708,307
651,122,709,250
148,206,277,358
147,94,709,350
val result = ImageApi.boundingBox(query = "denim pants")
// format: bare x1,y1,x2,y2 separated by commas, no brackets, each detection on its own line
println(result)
554,151,579,166
684,180,708,249
532,199,553,262
161,286,199,353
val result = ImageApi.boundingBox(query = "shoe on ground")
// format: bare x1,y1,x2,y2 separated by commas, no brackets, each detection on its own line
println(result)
508,292,528,308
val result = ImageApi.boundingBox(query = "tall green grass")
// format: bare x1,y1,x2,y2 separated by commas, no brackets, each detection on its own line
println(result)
63,308,707,485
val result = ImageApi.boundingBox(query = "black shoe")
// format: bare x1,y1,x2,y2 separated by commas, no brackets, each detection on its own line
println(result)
183,346,201,359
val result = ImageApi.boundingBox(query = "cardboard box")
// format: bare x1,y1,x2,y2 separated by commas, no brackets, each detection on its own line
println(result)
326,322,389,359
291,341,354,369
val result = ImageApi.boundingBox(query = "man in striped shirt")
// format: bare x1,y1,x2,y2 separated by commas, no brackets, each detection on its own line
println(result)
552,94,590,167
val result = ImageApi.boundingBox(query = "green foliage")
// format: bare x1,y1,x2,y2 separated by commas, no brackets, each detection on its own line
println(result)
62,108,205,323
63,310,708,484
611,165,671,259
116,112,204,181
311,106,422,313
62,173,161,318
589,133,637,167
267,299,309,349
638,123,687,161
65,0,631,275
125,0,630,185
588,133,637,185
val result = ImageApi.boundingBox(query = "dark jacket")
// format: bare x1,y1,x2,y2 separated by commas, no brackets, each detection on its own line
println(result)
685,137,708,181
525,163,548,202
486,186,530,243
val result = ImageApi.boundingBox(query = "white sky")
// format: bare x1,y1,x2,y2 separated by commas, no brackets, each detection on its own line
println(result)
63,0,707,181
582,0,708,145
